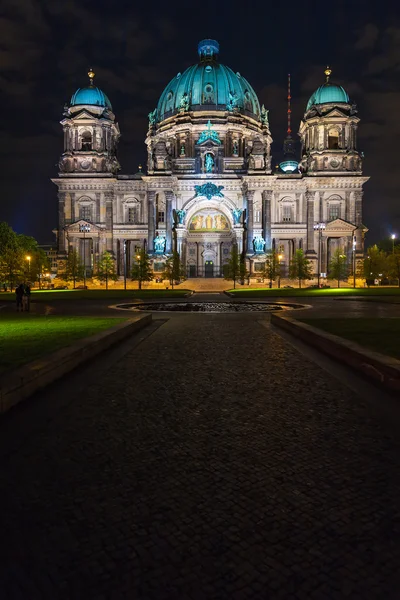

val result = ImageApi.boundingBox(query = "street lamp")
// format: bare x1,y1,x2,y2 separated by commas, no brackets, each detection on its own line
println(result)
392,234,396,254
278,254,283,289
26,255,31,278
352,235,357,288
313,223,326,288
79,224,90,288
123,240,127,290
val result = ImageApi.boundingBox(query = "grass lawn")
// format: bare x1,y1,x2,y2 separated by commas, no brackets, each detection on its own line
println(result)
0,313,127,373
0,289,192,302
228,287,400,298
299,318,400,360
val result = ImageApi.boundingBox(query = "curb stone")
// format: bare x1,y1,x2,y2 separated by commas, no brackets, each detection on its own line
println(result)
0,315,152,414
271,313,400,393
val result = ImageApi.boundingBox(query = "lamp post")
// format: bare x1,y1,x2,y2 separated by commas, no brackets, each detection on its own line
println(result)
79,224,90,288
313,223,326,288
136,253,141,290
352,234,357,288
123,240,127,290
278,253,283,289
26,255,31,279
392,234,396,254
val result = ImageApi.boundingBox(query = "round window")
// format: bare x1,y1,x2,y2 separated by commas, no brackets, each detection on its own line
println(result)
205,84,213,94
167,91,173,101
205,65,212,73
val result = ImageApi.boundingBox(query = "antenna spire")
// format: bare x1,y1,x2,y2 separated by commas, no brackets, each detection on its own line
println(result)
287,73,292,137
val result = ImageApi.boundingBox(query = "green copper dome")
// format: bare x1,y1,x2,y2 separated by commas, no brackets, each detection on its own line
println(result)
70,70,112,110
306,68,349,111
156,39,261,122
70,86,112,110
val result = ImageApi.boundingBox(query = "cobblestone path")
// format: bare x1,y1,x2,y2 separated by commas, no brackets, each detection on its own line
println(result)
0,314,399,599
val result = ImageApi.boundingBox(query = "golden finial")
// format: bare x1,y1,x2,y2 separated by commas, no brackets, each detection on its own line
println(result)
88,68,95,86
324,66,332,82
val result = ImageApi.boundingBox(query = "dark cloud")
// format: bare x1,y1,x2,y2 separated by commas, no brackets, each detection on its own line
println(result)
0,0,398,243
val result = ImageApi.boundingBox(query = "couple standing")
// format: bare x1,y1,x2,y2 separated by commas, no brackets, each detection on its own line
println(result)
15,283,31,312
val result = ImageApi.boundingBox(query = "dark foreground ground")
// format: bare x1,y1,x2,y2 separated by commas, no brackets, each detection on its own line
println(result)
0,306,399,599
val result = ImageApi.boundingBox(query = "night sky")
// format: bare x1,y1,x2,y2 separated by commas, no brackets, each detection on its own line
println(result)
0,0,398,245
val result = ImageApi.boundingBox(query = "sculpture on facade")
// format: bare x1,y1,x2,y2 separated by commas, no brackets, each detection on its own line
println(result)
226,91,238,112
261,104,269,126
232,139,239,156
175,209,186,225
154,234,166,254
205,153,214,173
232,208,242,225
197,120,222,145
253,236,265,253
194,182,224,200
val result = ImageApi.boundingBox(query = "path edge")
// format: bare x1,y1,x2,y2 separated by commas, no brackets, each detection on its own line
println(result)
271,313,400,393
0,315,152,414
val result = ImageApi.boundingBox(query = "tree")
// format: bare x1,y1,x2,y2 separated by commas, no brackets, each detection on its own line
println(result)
289,249,313,289
363,245,388,285
0,246,24,290
388,247,400,287
32,248,51,289
62,249,84,288
223,244,240,289
162,252,185,289
262,250,281,288
97,251,118,290
328,248,348,288
131,249,153,290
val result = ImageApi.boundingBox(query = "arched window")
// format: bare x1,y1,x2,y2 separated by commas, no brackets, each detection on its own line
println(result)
80,205,92,221
81,131,92,151
328,130,339,150
328,204,340,221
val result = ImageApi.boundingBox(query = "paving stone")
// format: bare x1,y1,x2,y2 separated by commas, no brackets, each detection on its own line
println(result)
0,314,399,599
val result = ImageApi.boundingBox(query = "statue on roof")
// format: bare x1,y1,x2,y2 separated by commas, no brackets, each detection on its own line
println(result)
148,108,157,126
227,91,238,112
179,92,190,112
261,105,269,126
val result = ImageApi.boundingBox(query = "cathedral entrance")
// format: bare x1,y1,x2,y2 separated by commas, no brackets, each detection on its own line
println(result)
205,260,214,278
185,207,234,278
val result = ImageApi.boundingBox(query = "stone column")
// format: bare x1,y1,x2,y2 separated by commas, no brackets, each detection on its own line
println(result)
246,190,255,254
105,191,114,252
165,190,174,254
95,193,101,224
147,191,156,252
306,191,315,254
58,192,66,255
262,190,272,251
354,190,363,253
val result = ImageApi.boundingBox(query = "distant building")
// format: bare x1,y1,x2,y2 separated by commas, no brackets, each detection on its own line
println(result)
39,245,58,274
53,40,368,279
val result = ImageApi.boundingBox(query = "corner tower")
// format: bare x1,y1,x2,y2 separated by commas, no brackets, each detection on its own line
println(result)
58,69,120,177
298,67,362,175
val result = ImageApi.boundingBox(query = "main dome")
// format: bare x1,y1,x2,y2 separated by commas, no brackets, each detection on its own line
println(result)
156,39,261,122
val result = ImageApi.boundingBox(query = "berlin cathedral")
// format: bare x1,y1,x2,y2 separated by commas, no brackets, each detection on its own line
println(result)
54,39,368,279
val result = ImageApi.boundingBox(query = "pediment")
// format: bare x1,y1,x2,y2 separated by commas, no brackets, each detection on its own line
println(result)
325,218,356,232
66,220,102,233
72,110,99,120
322,108,347,118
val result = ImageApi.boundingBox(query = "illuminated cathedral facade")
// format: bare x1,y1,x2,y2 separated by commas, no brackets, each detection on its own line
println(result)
53,40,368,279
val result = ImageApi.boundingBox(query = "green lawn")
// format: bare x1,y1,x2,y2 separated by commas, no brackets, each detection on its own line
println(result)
0,314,127,373
0,289,192,302
228,287,400,298
299,318,400,360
